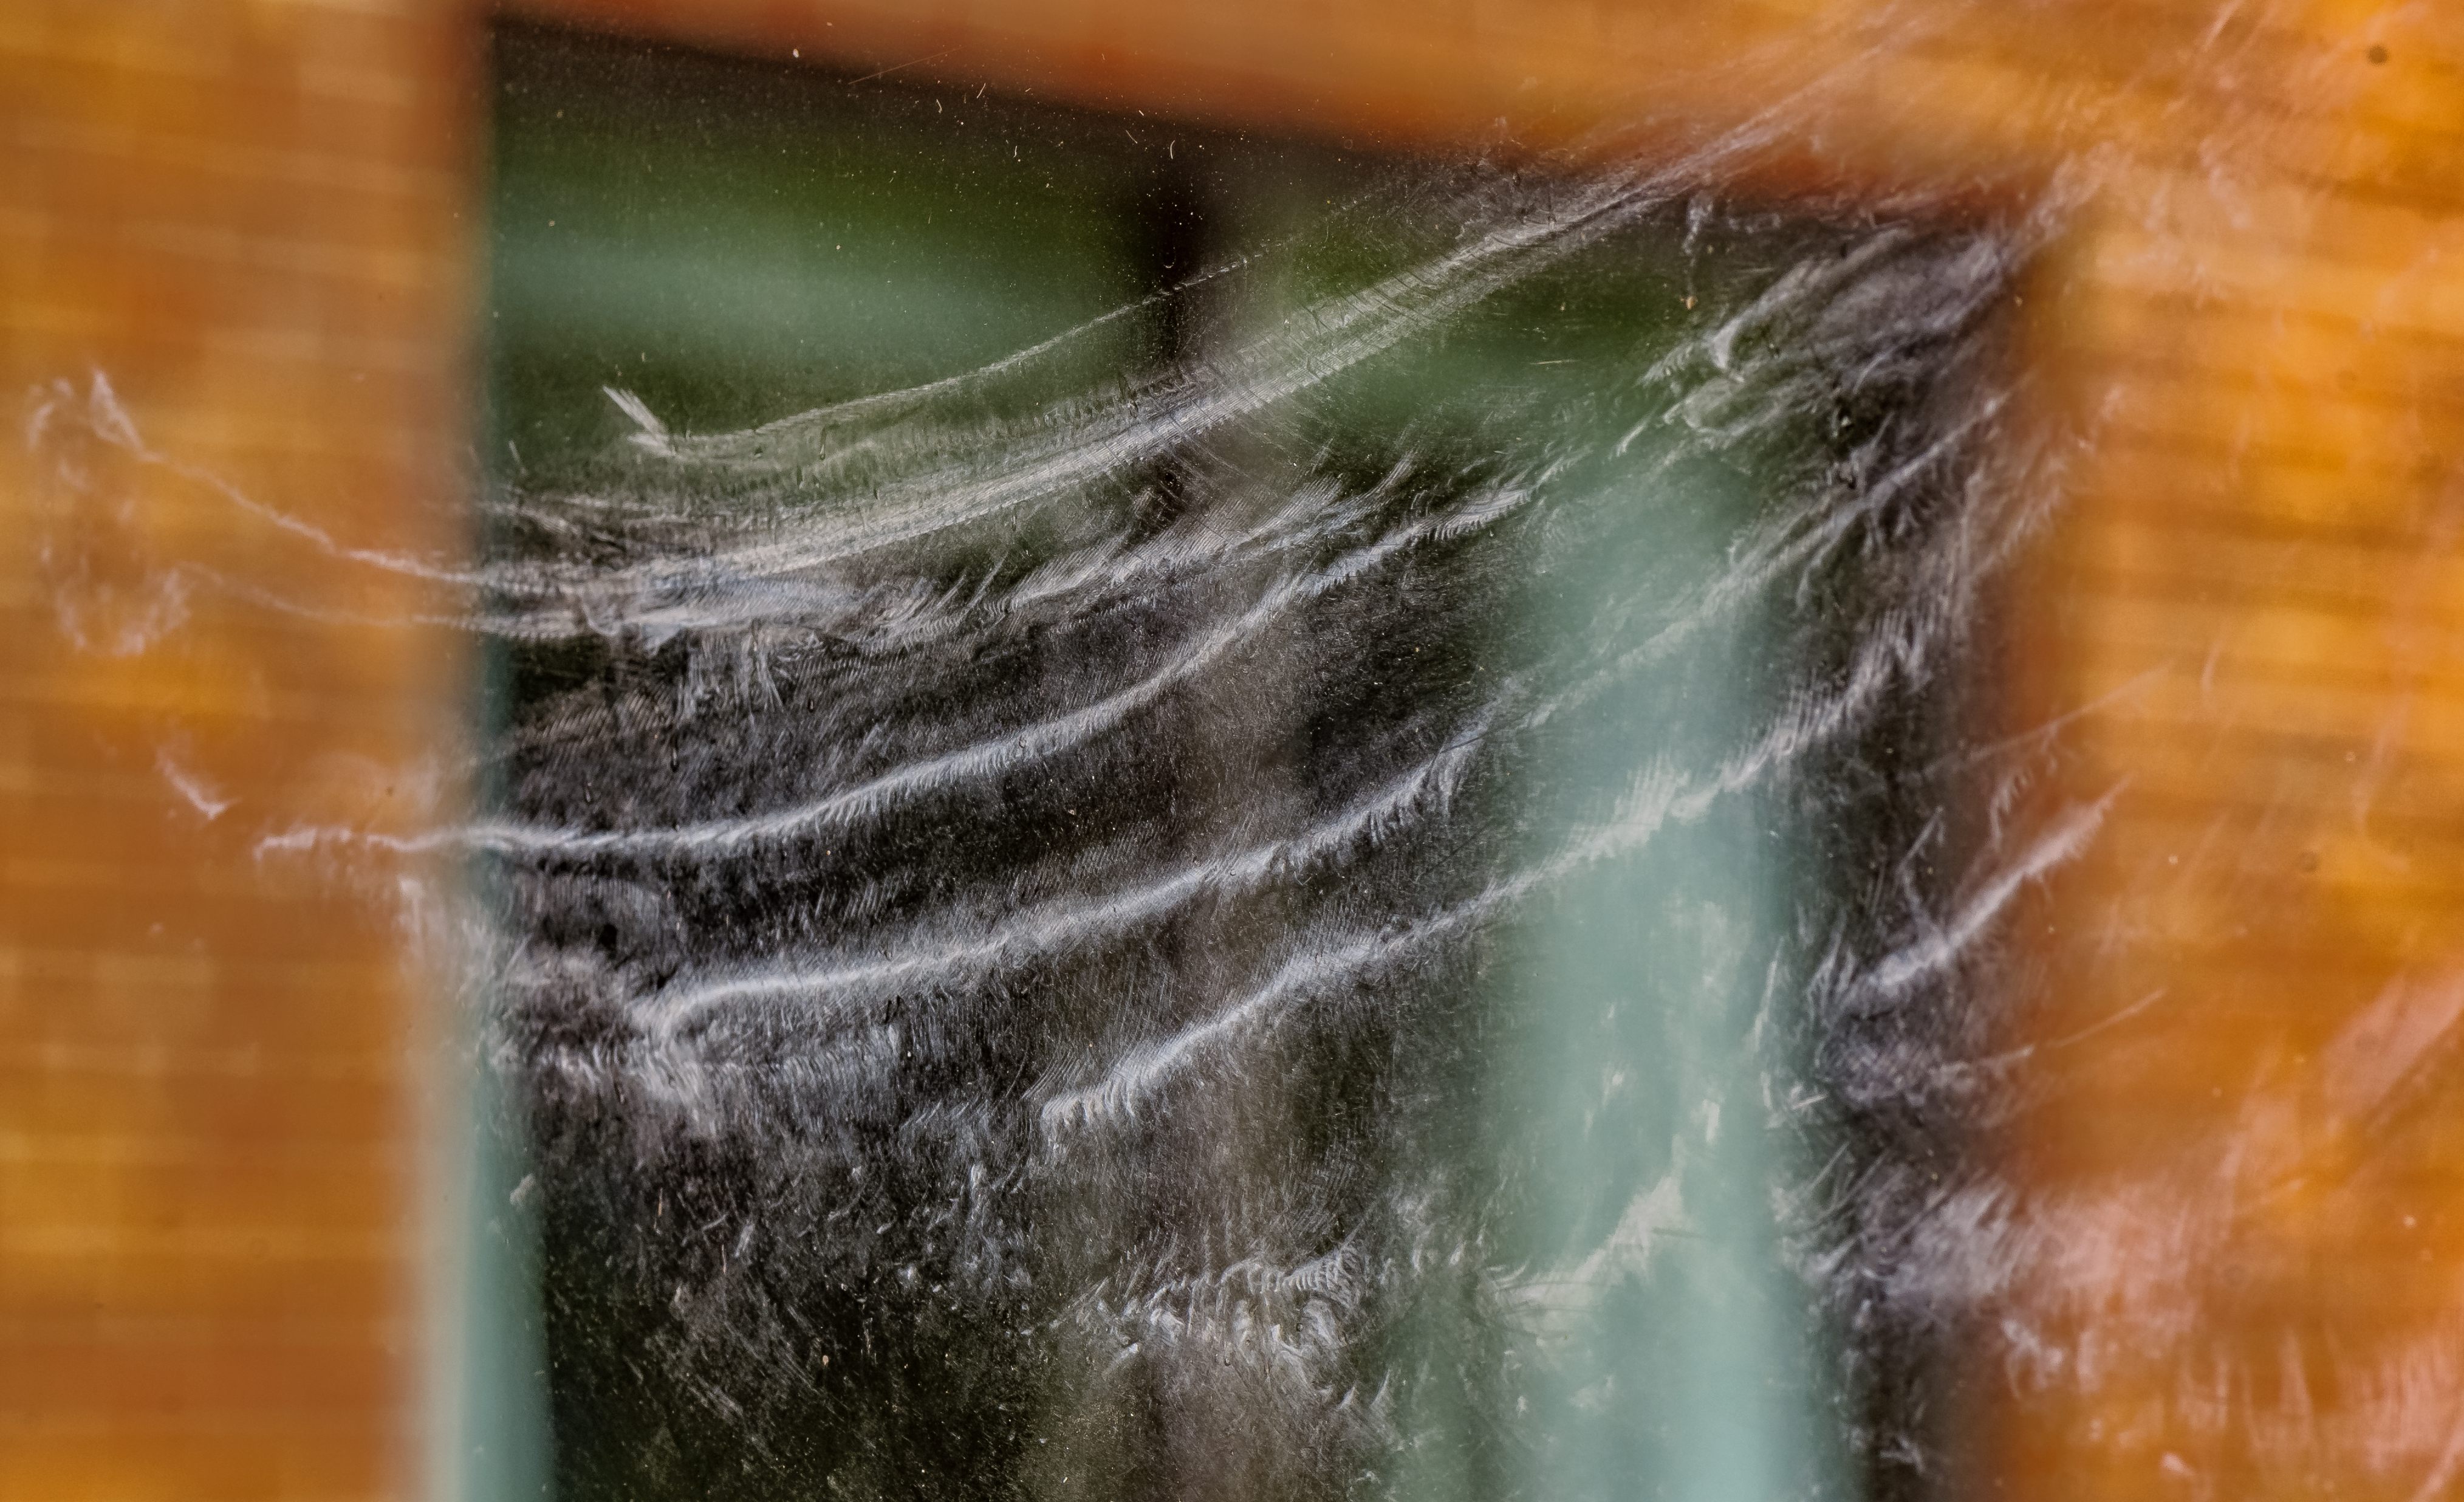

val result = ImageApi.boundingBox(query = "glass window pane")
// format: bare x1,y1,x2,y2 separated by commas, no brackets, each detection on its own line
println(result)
473,25,2010,1501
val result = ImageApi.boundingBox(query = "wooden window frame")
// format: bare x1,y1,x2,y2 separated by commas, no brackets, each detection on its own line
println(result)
4,2,2459,1499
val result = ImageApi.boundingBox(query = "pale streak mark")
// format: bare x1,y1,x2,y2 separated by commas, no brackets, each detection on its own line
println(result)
1040,580,2009,1139
628,722,1494,1040
522,171,1674,615
264,481,1531,862
154,748,233,821
1034,763,1691,1139
1857,786,2123,1002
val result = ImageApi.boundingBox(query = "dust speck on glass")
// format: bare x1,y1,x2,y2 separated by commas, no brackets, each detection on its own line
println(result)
469,23,2028,1502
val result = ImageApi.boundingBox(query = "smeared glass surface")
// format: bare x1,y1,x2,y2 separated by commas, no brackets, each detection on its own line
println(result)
471,26,2030,1502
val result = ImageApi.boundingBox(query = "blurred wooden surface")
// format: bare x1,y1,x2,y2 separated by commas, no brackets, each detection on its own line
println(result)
0,4,473,1498
5,0,2462,1497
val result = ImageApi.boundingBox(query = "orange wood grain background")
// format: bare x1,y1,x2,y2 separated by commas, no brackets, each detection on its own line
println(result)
5,1,2460,1498
1,5,474,1498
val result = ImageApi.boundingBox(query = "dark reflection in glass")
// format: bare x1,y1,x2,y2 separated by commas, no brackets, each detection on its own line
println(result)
474,24,2016,1501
